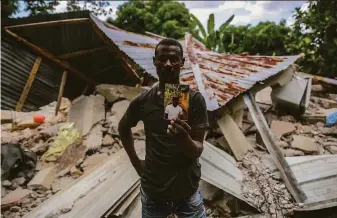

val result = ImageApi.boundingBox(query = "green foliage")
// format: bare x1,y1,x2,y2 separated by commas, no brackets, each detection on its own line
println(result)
1,0,20,19
286,0,337,78
221,21,291,55
110,0,196,39
191,13,235,52
24,0,59,16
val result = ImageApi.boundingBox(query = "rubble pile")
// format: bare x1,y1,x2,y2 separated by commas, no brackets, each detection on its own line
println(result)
1,86,147,218
1,81,336,218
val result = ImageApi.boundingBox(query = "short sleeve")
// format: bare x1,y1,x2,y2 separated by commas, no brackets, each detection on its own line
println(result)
121,94,143,127
189,92,209,129
165,105,169,114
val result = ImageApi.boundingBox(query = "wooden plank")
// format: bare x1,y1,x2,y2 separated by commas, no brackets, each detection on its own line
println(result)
15,56,42,112
217,113,252,160
5,18,89,29
5,28,97,85
243,91,307,203
88,19,140,82
58,46,108,59
55,71,68,115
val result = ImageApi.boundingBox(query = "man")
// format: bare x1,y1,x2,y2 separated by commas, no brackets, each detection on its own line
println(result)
118,38,209,218
165,96,183,120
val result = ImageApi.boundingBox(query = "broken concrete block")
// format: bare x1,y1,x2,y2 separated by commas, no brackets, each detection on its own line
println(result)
282,148,305,157
28,167,56,191
111,100,130,123
310,96,337,109
320,127,337,136
300,125,312,134
328,93,337,101
199,180,222,201
1,110,13,124
303,108,337,126
2,180,12,188
291,135,318,153
39,123,63,137
102,134,114,147
1,188,32,207
276,140,289,149
70,166,83,178
81,153,109,175
270,121,296,139
96,84,147,103
83,123,103,150
327,146,337,154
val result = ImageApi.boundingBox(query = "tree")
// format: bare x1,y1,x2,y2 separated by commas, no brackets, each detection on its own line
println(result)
191,13,234,52
66,1,113,17
1,0,20,19
286,0,337,78
221,21,291,55
109,0,196,39
24,0,59,16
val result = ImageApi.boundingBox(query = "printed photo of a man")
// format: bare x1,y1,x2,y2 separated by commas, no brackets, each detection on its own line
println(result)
165,96,183,120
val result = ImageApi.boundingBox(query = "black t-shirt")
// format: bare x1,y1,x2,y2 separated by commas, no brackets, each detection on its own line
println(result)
122,85,209,200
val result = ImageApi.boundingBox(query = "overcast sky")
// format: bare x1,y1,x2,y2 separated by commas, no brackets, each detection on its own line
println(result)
14,1,308,28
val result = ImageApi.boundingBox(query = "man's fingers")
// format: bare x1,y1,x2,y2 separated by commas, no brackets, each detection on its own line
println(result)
168,125,178,135
172,118,191,133
171,122,187,135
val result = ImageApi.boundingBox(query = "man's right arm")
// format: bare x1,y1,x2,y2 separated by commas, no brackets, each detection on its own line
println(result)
118,96,144,176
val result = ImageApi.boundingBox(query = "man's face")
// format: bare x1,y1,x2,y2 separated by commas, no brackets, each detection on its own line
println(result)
153,44,185,84
172,98,179,106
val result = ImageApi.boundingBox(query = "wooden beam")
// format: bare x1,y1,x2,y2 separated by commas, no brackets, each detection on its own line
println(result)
58,46,108,59
55,71,68,115
5,28,97,85
88,19,140,82
243,91,307,203
16,57,42,112
6,18,89,29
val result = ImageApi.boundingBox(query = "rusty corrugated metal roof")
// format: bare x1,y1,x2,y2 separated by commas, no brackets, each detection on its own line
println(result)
90,14,301,111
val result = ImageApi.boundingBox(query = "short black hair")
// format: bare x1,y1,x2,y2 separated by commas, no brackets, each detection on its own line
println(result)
155,38,184,58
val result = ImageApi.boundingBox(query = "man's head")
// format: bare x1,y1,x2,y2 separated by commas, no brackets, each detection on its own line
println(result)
172,96,179,107
153,38,185,85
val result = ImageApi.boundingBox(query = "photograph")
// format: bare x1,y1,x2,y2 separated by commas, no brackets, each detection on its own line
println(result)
164,84,189,121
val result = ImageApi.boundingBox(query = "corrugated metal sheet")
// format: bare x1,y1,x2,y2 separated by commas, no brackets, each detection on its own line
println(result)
200,141,248,204
262,154,337,208
1,36,63,112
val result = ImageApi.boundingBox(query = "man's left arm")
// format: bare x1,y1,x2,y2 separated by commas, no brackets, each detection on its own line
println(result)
168,93,209,159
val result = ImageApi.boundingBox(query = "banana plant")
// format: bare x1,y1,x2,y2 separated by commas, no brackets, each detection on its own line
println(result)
191,13,234,52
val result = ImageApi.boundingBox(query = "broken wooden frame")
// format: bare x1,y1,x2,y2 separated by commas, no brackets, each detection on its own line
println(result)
55,71,68,115
15,56,42,112
4,28,97,85
243,91,307,203
5,18,90,29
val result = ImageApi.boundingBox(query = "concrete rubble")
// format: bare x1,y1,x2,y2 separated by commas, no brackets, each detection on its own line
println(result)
1,81,337,218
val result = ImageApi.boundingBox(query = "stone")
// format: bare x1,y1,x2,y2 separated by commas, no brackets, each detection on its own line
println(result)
102,134,114,147
320,127,337,136
270,121,296,139
2,180,12,187
291,135,318,153
327,146,337,154
21,198,32,207
282,148,305,157
10,206,21,212
276,140,289,149
301,125,312,134
70,166,83,178
31,140,49,153
81,153,109,175
12,177,26,186
328,94,337,101
323,141,337,147
83,123,103,151
28,167,56,191
316,122,325,128
1,188,32,207
39,123,63,137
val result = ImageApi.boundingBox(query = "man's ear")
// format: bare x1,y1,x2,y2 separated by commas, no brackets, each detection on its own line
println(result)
181,57,185,67
153,56,156,66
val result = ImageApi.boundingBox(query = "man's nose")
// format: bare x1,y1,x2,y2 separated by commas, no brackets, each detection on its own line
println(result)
164,59,172,67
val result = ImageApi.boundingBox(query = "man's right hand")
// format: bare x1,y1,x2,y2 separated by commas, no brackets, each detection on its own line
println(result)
132,159,145,177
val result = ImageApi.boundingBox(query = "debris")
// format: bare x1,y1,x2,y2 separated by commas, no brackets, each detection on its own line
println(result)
199,180,223,202
311,84,325,92
303,108,337,126
2,180,12,188
291,135,318,153
1,143,37,181
70,166,83,178
81,153,109,175
102,134,114,147
270,120,296,139
328,93,337,101
255,87,272,105
110,100,130,123
96,84,147,102
217,113,252,160
282,148,305,157
1,110,14,123
271,74,311,115
327,146,337,154
41,123,80,162
320,126,337,136
31,140,49,153
56,138,87,177
83,123,103,150
311,96,337,109
277,140,289,149
10,206,21,212
67,94,105,136
39,123,63,137
1,187,32,208
28,167,56,191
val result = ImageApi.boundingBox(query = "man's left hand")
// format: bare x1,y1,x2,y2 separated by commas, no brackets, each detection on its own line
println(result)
167,117,191,141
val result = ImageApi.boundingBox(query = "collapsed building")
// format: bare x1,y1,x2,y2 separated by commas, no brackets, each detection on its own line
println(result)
1,11,337,218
